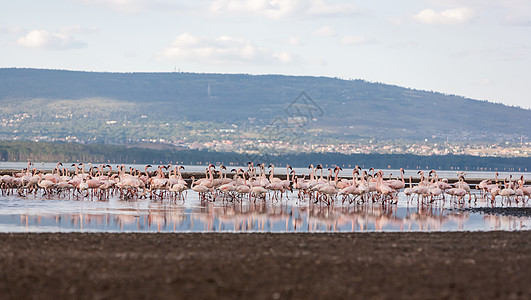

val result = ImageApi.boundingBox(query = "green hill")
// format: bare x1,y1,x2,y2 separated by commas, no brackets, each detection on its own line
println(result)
0,68,529,143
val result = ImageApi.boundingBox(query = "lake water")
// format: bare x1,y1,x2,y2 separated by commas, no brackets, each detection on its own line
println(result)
0,191,529,233
1,164,529,233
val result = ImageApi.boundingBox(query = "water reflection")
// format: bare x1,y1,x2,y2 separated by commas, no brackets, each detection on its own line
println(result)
482,214,528,231
2,193,529,232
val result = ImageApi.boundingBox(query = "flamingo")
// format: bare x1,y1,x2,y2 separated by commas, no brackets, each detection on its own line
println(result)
447,176,467,203
376,171,396,203
413,171,429,203
77,176,89,197
191,176,212,201
488,183,500,204
403,176,414,202
257,164,270,187
169,182,187,201
499,177,515,204
318,183,337,205
316,173,338,205
217,181,237,200
280,165,293,189
386,168,406,190
266,181,287,201
429,185,444,203
338,171,364,204
477,178,492,198
519,176,531,201
56,180,75,197
514,181,524,203
250,179,268,201
219,165,233,185
427,171,444,202
38,177,56,196
235,173,252,200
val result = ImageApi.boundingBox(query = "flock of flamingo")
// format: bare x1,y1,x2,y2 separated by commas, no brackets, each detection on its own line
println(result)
1,162,530,206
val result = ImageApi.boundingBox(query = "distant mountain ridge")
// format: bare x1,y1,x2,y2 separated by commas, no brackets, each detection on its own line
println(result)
0,68,529,142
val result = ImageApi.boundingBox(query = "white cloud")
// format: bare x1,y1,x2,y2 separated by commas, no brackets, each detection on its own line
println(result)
157,32,294,65
70,0,182,13
209,0,359,19
414,7,476,24
313,26,337,37
340,35,377,46
273,51,293,64
75,0,360,17
425,0,529,11
305,0,359,17
209,0,307,19
17,29,87,50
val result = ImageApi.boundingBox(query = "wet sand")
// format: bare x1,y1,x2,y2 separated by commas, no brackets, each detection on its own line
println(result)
1,231,530,299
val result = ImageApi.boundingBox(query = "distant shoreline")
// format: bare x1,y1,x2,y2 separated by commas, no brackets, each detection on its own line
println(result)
0,141,529,171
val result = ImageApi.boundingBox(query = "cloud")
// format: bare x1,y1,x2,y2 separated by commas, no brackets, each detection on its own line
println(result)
72,0,360,17
16,29,87,50
340,35,377,46
157,32,294,64
313,26,337,37
209,0,359,19
305,0,359,17
70,0,183,13
209,0,307,19
414,7,476,24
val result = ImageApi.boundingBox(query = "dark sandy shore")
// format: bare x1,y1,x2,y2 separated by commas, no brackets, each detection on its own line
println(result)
1,232,530,300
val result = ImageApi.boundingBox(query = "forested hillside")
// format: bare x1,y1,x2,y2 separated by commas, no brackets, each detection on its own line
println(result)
1,68,529,143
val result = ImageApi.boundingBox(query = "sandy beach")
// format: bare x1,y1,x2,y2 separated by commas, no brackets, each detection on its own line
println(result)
1,231,530,299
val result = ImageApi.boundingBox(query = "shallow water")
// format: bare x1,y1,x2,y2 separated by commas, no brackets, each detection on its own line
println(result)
0,191,529,233
2,164,530,232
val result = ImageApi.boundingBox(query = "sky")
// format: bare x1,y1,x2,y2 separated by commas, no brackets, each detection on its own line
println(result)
1,0,530,108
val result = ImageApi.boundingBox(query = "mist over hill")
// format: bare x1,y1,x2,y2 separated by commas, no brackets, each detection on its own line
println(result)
0,68,529,144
